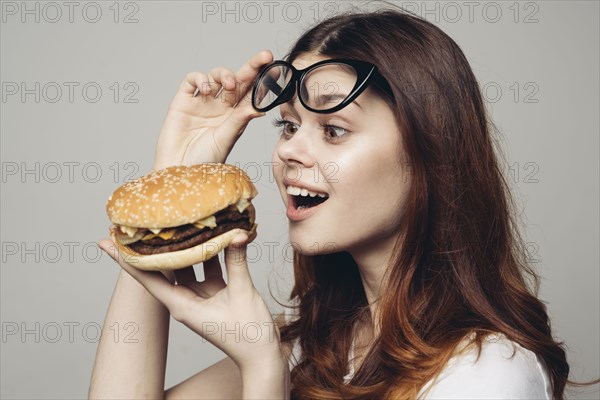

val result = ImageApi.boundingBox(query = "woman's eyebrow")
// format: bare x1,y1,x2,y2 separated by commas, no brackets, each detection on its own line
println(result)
288,96,364,111
315,94,364,111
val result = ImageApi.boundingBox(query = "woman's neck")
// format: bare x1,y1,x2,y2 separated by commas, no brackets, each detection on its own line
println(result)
349,233,400,337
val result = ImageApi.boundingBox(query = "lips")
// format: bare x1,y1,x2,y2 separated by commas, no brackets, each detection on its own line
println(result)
284,180,329,206
281,177,330,221
283,186,329,223
286,194,328,221
289,191,328,209
283,177,328,195
285,185,326,209
285,185,328,198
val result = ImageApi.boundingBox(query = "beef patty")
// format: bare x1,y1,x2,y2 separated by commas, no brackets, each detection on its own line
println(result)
129,209,251,255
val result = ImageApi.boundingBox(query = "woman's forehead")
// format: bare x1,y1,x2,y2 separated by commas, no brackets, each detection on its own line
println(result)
291,53,331,70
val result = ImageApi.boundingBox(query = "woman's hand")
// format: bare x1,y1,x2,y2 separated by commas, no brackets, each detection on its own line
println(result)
98,233,285,373
153,50,274,170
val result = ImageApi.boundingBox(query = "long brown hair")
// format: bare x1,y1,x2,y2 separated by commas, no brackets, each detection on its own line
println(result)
272,5,597,399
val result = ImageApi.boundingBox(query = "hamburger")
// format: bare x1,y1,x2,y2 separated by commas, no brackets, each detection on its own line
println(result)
105,163,257,271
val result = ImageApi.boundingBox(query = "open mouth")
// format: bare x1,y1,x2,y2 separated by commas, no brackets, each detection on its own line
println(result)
286,185,329,210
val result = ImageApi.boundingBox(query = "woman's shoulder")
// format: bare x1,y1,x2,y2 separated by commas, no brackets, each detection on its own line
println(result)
419,332,553,399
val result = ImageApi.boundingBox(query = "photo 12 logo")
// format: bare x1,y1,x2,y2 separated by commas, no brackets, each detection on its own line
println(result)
1,82,140,104
199,321,278,344
199,1,353,24
1,1,140,24
1,321,139,344
398,1,540,24
0,239,339,266
1,161,141,184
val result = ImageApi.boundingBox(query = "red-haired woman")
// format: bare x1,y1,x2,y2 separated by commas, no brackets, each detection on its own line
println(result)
90,6,598,399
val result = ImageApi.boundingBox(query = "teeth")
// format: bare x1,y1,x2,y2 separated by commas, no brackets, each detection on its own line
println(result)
286,186,301,196
286,185,328,198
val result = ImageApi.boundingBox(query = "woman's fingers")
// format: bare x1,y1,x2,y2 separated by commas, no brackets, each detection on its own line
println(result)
208,67,236,92
231,50,274,107
98,240,196,310
223,234,254,293
210,52,274,142
235,50,274,88
98,235,256,321
179,70,227,99
180,67,238,100
99,240,170,292
180,71,211,96
175,50,273,115
200,50,274,111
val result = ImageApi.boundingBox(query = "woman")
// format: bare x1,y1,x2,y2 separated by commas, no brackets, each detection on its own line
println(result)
89,6,597,399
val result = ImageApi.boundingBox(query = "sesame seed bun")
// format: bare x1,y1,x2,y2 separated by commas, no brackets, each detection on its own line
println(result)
106,163,257,229
105,163,258,270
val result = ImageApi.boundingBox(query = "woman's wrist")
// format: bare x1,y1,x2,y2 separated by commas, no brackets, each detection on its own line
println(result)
240,352,288,378
240,356,290,400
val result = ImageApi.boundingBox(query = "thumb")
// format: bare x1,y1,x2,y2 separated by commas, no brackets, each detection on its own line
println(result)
224,233,253,293
98,239,119,262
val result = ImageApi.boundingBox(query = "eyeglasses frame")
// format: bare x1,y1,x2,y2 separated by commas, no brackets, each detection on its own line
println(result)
251,58,393,114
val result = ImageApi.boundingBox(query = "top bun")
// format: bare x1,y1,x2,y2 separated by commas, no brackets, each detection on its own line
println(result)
106,163,257,229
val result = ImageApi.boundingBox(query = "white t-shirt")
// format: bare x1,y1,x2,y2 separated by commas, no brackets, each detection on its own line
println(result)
284,307,553,399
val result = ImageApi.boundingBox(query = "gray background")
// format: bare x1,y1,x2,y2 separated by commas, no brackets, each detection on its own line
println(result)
1,1,598,398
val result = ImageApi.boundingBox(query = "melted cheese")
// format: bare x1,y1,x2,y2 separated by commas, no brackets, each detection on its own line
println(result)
115,227,146,245
119,225,138,238
142,228,177,241
193,215,217,230
235,198,250,213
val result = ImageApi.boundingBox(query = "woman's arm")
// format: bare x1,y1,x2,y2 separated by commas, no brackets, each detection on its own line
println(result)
164,315,292,399
113,237,289,399
90,50,274,398
88,262,291,400
89,269,170,398
165,356,242,399
165,354,290,400
92,235,290,399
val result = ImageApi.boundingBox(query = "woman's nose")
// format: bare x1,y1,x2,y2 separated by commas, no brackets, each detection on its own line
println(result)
275,126,316,168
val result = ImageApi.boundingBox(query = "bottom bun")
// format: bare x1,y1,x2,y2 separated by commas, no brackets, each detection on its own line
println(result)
110,224,257,271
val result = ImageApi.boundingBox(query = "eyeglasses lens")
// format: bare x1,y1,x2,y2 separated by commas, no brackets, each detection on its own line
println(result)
301,63,358,110
254,64,292,110
255,62,359,111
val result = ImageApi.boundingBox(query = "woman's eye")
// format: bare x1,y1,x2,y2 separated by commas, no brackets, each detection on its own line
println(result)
272,118,298,136
321,123,349,141
272,118,350,142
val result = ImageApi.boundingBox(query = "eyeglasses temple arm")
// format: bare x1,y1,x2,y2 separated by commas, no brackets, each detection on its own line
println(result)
263,74,283,97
